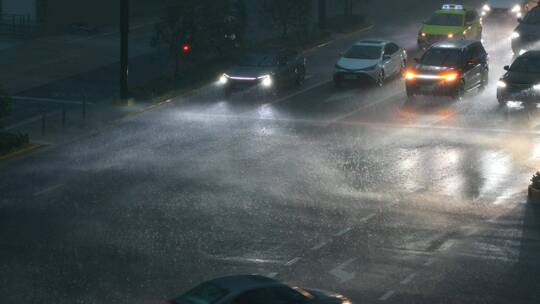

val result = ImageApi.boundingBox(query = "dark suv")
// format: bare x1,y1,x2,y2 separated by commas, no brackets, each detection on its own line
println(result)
511,6,540,54
405,40,489,99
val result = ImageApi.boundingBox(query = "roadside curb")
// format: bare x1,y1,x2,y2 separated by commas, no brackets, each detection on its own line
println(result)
0,143,46,162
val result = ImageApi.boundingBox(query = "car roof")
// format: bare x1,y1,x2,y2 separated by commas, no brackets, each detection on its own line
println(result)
208,275,281,292
431,40,479,50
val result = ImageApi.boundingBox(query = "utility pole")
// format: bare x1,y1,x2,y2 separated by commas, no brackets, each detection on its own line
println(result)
120,0,129,100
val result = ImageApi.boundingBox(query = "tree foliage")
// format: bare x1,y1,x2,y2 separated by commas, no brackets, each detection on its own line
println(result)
152,0,245,77
259,0,313,38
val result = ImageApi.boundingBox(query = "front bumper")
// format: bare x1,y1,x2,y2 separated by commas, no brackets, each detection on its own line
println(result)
224,78,270,92
406,78,460,96
497,86,540,103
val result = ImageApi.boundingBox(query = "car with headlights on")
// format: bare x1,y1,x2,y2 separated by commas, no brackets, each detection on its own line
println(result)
406,40,489,99
511,5,540,54
418,4,482,50
481,0,524,18
497,50,540,105
167,275,352,304
219,49,306,96
333,40,407,87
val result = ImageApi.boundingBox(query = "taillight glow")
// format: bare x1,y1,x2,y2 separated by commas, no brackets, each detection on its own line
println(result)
440,72,459,82
405,71,459,82
405,70,417,80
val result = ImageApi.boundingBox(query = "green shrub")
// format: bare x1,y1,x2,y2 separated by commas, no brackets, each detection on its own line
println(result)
0,132,29,155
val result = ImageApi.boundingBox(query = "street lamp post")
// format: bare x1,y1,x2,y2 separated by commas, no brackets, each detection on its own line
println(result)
120,0,129,100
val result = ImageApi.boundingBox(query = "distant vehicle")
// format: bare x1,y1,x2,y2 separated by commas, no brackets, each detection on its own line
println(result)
333,40,407,87
405,40,489,99
218,49,306,96
497,50,540,105
418,4,482,50
511,5,540,54
481,0,524,18
168,275,352,304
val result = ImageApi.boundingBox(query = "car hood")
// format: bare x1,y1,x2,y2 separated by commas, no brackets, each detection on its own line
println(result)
503,71,540,84
421,24,464,35
488,0,516,9
415,64,459,75
226,66,276,78
337,57,379,70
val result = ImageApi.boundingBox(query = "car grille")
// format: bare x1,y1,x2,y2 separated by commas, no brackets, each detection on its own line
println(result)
507,83,533,93
425,35,448,44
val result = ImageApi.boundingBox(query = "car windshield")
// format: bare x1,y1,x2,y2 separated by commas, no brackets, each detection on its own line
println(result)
238,53,278,67
523,8,540,24
510,56,540,73
344,45,382,60
426,13,464,26
421,48,462,67
171,283,229,304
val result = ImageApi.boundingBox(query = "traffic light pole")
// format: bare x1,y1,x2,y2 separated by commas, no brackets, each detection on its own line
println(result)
120,0,129,100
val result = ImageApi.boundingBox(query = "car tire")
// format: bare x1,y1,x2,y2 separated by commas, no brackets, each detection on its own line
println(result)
376,70,385,87
451,80,465,100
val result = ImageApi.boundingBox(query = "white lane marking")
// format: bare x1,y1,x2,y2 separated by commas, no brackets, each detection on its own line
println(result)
12,96,95,105
379,290,396,301
423,258,436,266
33,183,63,196
439,240,455,252
329,258,357,283
267,272,278,278
335,227,352,237
400,273,417,285
285,257,301,266
311,240,329,251
360,213,377,223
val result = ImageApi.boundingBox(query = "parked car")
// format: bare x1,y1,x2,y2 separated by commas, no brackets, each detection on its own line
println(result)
497,50,540,105
218,49,306,96
511,5,540,54
333,40,407,87
168,275,352,304
405,40,489,99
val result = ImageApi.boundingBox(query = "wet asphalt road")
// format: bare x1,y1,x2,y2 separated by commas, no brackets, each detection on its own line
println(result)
2,2,540,304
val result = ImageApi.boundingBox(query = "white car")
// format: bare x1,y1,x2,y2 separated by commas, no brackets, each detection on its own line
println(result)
333,40,407,87
482,0,525,18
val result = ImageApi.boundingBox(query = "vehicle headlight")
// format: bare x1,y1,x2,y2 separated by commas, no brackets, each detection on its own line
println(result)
448,33,454,39
511,31,520,39
512,4,521,12
218,74,229,85
497,80,507,88
482,4,491,11
259,75,273,87
534,84,540,90
420,32,427,38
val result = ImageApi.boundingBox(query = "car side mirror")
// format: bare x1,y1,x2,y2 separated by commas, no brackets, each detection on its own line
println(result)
504,65,510,71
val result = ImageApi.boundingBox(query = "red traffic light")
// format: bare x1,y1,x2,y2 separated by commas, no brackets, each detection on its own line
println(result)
181,43,191,54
